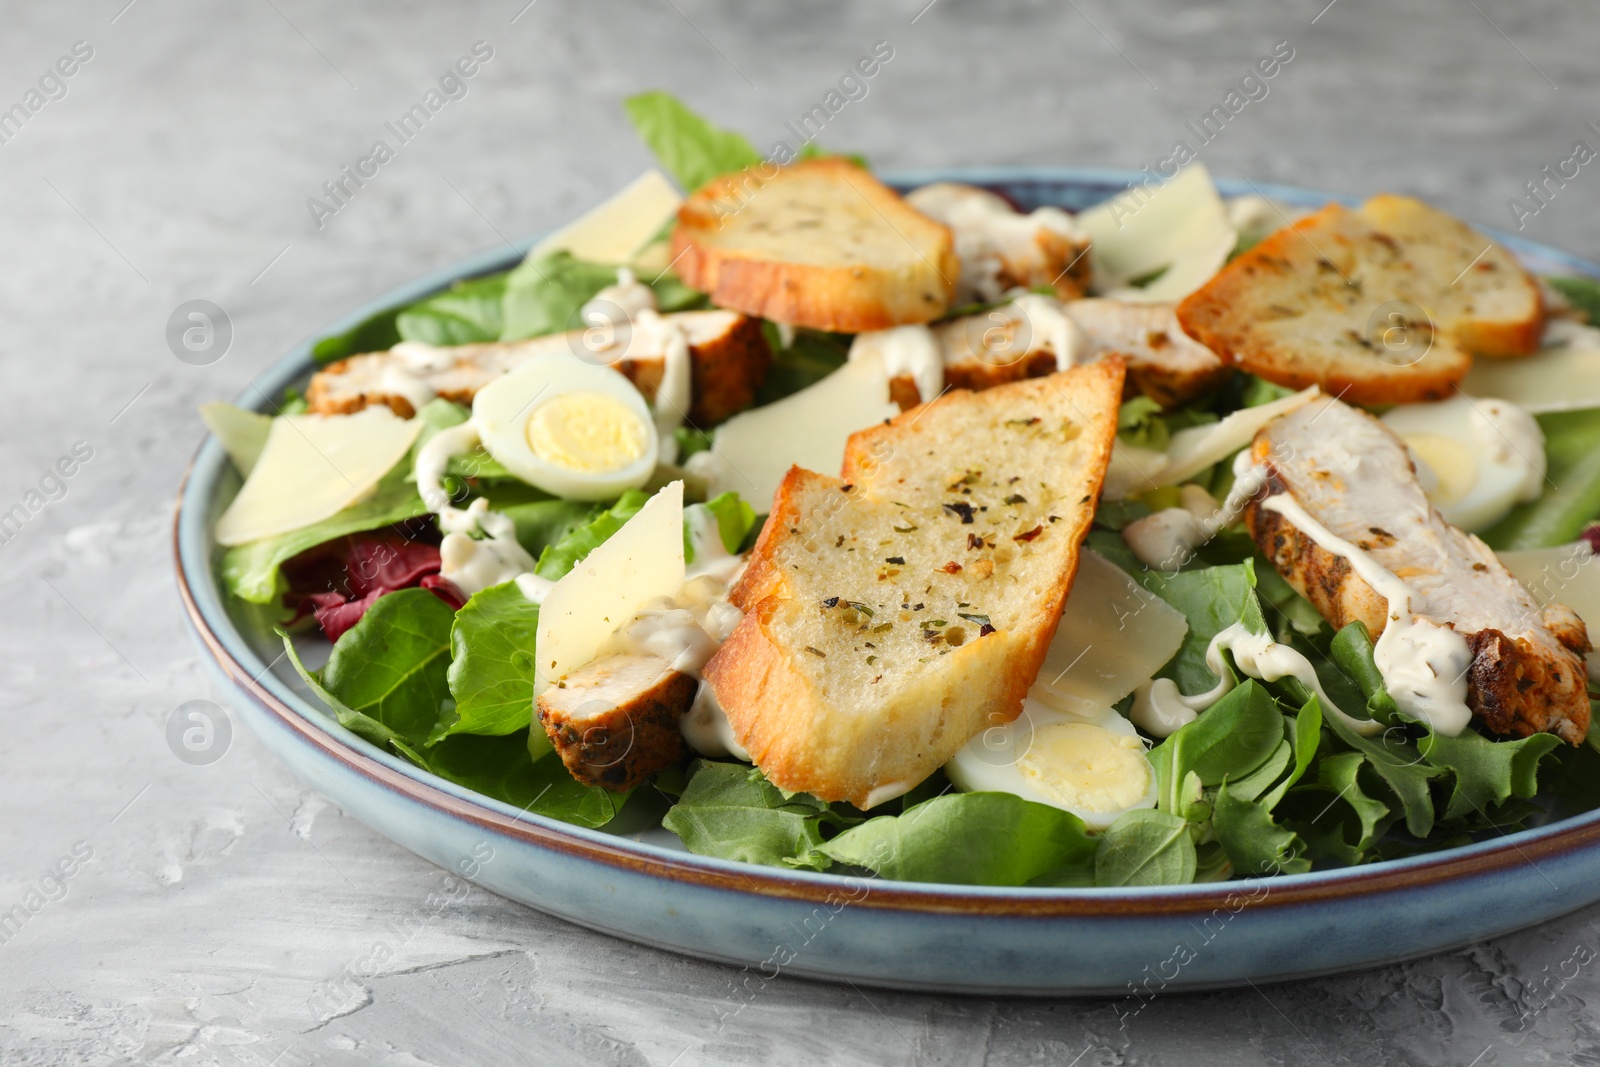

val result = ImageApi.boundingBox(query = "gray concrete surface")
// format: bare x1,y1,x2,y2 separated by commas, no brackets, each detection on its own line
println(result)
3,0,1599,1063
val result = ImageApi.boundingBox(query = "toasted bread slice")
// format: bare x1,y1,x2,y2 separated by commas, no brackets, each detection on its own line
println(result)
306,310,770,426
1176,196,1543,406
670,157,958,332
1244,397,1589,743
905,182,1092,304
879,297,1229,410
708,361,1124,807
537,653,695,790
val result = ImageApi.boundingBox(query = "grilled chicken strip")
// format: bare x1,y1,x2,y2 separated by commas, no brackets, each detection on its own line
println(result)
537,653,696,790
1243,397,1590,744
307,309,770,426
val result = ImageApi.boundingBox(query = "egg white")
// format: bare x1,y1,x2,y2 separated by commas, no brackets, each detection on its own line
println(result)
472,352,659,500
1381,394,1545,532
945,697,1158,830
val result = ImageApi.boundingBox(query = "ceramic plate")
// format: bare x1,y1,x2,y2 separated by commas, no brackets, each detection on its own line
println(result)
176,168,1600,996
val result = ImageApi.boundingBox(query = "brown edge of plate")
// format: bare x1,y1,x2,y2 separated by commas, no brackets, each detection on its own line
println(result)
173,441,1600,920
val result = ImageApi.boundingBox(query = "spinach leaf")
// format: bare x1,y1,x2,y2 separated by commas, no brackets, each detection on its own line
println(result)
281,630,413,752
318,588,457,749
623,90,763,193
440,582,543,745
1547,276,1600,324
814,793,1097,886
1094,809,1197,887
534,489,650,579
395,272,508,345
663,761,842,869
1212,781,1309,877
1419,727,1562,822
1482,408,1600,550
220,400,467,604
418,732,627,828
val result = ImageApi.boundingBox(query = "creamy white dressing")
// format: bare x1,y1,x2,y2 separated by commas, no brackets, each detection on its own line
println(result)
380,364,438,412
929,188,1085,303
1010,293,1089,372
411,421,541,597
580,267,657,328
634,308,691,462
679,682,751,761
1129,621,1380,738
848,325,944,405
1261,492,1474,736
1122,453,1268,570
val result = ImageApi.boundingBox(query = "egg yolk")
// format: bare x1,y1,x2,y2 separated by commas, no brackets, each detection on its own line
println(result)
1401,432,1478,507
1018,722,1149,814
525,391,650,473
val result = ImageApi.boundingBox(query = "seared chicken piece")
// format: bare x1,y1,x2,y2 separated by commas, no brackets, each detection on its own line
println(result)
1244,398,1590,744
895,297,1229,411
906,182,1093,304
537,653,696,790
307,310,770,426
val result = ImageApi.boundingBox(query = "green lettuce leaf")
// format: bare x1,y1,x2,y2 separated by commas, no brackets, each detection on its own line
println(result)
756,330,850,404
533,489,650,579
439,582,544,745
499,251,703,342
1419,727,1563,822
281,630,412,752
1148,680,1284,813
498,498,598,559
662,761,844,869
1094,809,1197,887
814,793,1097,886
220,399,467,604
687,492,757,562
417,731,627,827
1139,562,1260,694
395,272,508,345
623,91,763,193
1547,276,1600,323
1212,781,1310,877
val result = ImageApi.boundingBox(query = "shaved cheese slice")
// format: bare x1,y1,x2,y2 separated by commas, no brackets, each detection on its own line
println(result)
214,408,423,546
200,401,273,477
533,481,685,698
1463,319,1600,413
529,170,684,265
1101,386,1321,500
697,352,898,511
1031,550,1189,715
1076,164,1236,304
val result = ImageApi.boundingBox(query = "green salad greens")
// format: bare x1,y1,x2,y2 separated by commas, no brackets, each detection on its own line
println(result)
214,92,1600,889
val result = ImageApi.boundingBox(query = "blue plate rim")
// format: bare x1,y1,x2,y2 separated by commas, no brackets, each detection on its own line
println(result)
175,165,1600,914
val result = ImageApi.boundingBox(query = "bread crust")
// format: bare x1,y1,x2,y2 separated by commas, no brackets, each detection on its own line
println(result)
709,361,1126,806
671,157,958,333
1177,197,1543,405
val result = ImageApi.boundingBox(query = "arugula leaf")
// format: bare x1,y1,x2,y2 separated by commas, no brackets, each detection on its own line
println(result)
534,489,650,578
1094,809,1197,887
1547,276,1600,324
663,761,843,869
1482,408,1600,550
1212,781,1310,876
419,732,627,828
1419,727,1562,822
317,588,457,749
395,272,508,346
220,399,467,604
814,793,1097,886
439,582,543,745
1139,562,1259,694
1311,751,1391,855
623,91,763,193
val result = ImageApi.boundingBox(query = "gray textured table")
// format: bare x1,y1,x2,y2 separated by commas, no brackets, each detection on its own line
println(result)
4,1,1598,1063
